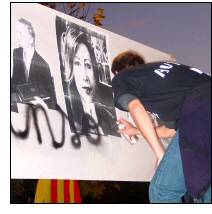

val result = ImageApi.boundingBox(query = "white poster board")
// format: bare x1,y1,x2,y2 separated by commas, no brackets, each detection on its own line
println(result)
11,3,175,181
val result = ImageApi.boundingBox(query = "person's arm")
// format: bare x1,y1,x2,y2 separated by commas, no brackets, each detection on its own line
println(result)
117,118,176,139
155,125,176,138
128,99,165,163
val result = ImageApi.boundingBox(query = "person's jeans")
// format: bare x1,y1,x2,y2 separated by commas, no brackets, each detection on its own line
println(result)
149,132,211,203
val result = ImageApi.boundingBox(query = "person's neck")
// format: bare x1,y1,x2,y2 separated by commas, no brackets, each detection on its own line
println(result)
23,45,35,54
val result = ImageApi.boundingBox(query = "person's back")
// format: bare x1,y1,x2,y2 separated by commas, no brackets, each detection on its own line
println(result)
112,61,210,128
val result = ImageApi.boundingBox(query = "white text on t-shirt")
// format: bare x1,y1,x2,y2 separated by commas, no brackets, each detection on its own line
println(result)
154,62,181,78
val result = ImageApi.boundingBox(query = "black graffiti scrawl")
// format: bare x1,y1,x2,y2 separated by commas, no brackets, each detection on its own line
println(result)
11,102,102,148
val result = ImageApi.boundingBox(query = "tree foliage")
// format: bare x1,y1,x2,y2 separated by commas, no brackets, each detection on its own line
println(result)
93,8,105,26
40,3,105,26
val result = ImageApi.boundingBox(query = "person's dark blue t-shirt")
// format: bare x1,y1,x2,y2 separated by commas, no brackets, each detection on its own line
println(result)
112,61,210,129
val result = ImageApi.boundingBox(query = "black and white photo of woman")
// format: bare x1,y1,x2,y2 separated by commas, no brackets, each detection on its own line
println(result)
56,18,119,138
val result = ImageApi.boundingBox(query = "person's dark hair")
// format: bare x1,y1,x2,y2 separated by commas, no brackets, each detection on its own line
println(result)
111,50,145,75
18,18,36,42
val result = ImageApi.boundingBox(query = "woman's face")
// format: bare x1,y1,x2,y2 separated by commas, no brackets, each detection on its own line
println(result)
73,43,95,103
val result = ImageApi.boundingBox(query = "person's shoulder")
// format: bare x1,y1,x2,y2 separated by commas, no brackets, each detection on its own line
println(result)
111,72,128,89
111,65,142,86
112,62,165,84
111,73,120,86
34,50,45,62
33,50,50,68
13,47,22,55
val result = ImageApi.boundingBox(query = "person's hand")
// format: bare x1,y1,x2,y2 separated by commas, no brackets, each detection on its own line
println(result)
117,119,141,137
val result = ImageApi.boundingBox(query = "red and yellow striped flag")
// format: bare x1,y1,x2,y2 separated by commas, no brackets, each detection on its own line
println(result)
34,179,82,203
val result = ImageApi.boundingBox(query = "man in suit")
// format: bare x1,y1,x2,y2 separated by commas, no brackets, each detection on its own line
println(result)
11,18,56,110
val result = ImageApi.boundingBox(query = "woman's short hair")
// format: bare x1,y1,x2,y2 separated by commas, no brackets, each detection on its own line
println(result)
111,50,145,75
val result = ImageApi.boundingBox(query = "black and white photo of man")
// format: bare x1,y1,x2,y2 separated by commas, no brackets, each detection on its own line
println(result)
11,18,57,112
55,17,120,138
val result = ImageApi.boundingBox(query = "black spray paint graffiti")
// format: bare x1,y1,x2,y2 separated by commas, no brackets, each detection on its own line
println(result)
11,103,101,149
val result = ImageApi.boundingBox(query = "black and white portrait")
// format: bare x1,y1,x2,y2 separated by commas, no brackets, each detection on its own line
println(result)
55,16,119,137
11,18,57,112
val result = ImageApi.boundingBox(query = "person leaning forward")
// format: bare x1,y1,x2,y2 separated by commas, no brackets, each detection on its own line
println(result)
111,50,211,203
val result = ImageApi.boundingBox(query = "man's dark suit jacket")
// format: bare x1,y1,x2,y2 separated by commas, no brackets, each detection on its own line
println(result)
11,47,56,109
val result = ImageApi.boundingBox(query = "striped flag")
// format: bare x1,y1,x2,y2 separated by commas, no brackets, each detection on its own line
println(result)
34,179,82,203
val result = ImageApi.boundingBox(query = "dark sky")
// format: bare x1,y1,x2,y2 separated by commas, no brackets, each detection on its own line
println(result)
88,3,211,74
